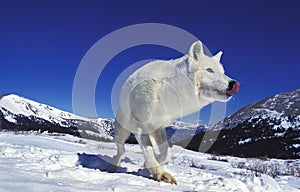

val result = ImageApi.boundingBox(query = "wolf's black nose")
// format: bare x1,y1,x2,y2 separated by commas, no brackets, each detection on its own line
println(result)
226,80,240,96
228,80,237,90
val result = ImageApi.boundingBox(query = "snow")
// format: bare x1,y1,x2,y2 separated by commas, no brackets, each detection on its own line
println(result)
0,132,299,192
292,144,300,148
2,114,17,123
253,109,283,120
274,132,285,137
238,138,252,145
281,119,292,129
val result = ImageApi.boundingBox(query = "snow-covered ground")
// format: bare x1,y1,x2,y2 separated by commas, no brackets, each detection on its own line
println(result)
0,132,299,192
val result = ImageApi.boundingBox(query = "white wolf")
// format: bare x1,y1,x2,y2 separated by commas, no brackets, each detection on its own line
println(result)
108,40,240,184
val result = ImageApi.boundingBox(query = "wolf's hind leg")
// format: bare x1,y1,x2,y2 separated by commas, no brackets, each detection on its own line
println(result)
107,121,131,173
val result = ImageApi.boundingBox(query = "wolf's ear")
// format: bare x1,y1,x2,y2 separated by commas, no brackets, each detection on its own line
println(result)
212,51,223,62
189,41,204,61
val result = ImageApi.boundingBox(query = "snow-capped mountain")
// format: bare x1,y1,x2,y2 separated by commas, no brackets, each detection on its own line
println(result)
0,94,208,144
214,88,300,131
178,89,300,159
0,94,114,141
0,94,205,144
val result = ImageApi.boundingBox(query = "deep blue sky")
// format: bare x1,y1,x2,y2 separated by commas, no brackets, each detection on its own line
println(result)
0,0,299,123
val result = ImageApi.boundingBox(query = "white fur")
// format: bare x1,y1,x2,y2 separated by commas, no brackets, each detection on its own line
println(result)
109,40,236,184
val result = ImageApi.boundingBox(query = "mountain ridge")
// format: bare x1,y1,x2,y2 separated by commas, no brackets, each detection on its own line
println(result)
0,94,114,141
0,94,205,144
177,88,300,159
213,88,300,131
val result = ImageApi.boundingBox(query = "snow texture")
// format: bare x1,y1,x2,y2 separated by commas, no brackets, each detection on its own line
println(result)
0,132,299,192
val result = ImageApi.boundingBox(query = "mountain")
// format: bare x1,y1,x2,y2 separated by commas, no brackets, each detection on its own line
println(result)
178,89,300,159
0,94,205,144
0,94,114,141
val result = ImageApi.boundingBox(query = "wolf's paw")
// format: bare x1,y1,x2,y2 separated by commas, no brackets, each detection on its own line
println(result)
154,171,177,185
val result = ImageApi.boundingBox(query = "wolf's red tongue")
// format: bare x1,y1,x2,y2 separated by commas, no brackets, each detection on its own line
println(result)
226,82,240,95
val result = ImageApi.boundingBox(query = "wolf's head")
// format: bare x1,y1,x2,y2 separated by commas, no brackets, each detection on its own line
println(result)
188,41,240,102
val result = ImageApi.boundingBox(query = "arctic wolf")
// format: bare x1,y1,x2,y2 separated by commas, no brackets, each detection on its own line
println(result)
108,40,240,184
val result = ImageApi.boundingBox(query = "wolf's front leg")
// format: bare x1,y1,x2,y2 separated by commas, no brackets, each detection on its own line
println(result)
136,133,177,185
150,129,172,164
150,166,177,184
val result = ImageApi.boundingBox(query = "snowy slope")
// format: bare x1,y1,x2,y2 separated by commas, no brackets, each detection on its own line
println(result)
0,94,84,125
0,94,114,141
0,132,299,192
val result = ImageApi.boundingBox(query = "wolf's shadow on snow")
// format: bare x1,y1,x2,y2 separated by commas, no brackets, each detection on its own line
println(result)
77,153,151,179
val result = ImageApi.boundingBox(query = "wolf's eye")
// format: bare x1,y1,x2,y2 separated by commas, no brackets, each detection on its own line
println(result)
207,68,214,73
